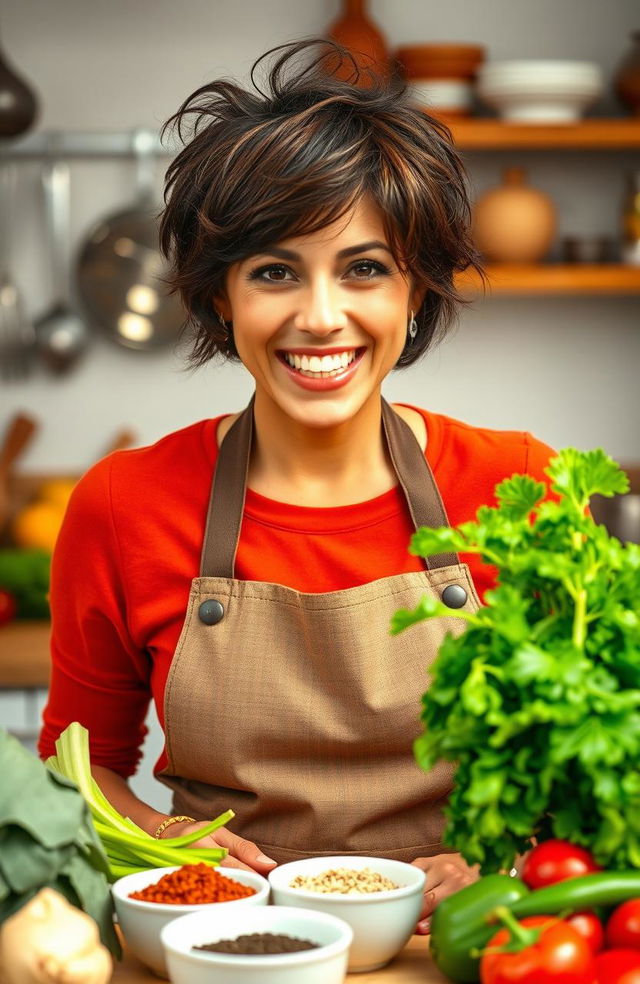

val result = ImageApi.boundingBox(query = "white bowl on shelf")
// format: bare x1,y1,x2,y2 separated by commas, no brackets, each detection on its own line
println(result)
268,855,425,973
161,905,353,984
477,60,603,121
111,865,269,978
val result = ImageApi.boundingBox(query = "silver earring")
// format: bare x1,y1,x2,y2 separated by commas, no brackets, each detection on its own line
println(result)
408,310,418,341
217,311,229,331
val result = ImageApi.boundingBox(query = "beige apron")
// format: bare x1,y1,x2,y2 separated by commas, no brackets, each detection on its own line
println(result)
159,398,480,864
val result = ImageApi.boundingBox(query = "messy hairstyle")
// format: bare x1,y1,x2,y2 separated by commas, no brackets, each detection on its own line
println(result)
160,38,483,368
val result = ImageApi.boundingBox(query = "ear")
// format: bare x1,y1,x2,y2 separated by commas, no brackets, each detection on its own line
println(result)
213,288,232,323
410,284,428,316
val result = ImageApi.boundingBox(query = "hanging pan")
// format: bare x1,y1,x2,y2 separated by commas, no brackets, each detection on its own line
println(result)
75,129,184,351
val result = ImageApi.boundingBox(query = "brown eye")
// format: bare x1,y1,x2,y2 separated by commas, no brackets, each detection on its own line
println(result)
248,264,293,282
350,260,389,279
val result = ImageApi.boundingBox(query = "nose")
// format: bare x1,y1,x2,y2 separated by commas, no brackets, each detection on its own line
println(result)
295,275,347,336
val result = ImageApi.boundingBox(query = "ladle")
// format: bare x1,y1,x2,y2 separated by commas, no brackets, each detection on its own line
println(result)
34,159,89,374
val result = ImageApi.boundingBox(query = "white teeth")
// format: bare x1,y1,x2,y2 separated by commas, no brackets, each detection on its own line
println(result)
282,350,357,376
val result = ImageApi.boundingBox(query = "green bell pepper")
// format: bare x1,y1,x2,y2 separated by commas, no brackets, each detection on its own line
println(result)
429,874,529,982
429,870,640,982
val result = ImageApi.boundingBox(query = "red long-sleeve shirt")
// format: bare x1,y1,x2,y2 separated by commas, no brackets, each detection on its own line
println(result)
38,405,555,777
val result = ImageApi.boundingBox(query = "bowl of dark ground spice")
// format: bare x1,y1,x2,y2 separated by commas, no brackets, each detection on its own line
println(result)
161,904,353,984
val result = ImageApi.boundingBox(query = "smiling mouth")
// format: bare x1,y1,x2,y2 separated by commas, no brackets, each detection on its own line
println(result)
278,348,362,378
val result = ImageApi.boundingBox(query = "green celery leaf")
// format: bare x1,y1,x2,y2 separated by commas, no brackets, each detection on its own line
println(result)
495,473,546,519
547,448,629,507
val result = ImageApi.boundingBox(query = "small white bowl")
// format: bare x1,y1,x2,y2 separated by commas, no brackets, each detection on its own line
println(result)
161,905,353,984
112,865,269,978
268,856,425,972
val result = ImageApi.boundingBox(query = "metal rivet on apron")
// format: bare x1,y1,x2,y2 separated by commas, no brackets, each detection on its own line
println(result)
198,599,225,625
441,583,468,609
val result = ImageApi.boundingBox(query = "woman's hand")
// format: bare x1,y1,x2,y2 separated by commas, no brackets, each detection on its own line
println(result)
159,820,277,873
411,853,479,935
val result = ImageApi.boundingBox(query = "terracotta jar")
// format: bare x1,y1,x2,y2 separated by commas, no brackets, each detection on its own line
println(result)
472,167,556,263
614,32,640,115
327,0,390,82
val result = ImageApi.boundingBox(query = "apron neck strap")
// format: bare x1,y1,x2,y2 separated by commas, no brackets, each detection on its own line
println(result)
200,396,457,578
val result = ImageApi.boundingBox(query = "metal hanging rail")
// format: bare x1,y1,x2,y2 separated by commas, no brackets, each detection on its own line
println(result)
0,129,178,159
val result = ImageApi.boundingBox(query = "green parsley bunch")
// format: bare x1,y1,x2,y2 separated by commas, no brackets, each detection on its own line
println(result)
392,449,640,874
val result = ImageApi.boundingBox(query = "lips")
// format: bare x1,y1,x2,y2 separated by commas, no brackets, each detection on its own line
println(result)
281,349,357,377
276,347,366,391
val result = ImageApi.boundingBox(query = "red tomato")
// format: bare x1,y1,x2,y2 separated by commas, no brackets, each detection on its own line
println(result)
566,910,605,953
480,914,596,984
521,839,601,889
607,900,640,951
0,588,17,626
594,948,640,984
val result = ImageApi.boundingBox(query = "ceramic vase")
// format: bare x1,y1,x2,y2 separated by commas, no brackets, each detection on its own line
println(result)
614,31,640,115
472,167,556,263
327,0,390,83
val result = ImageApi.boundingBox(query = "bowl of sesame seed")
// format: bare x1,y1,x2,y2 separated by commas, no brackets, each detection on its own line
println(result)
268,856,425,972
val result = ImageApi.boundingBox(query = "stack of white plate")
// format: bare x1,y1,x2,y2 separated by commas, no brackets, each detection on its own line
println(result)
476,60,604,122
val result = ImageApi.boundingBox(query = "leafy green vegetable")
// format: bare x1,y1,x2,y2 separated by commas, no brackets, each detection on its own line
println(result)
0,548,50,618
0,728,119,956
46,722,233,880
391,448,640,874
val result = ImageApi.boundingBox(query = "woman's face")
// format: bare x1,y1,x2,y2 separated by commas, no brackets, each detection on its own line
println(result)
218,196,424,430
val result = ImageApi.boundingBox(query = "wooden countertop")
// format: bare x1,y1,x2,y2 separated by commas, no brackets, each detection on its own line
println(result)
113,935,449,982
0,620,51,687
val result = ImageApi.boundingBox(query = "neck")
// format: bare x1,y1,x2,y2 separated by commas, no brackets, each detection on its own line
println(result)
249,391,395,505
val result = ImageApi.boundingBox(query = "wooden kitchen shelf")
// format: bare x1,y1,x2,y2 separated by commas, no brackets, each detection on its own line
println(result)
456,264,640,294
448,118,640,150
0,621,51,688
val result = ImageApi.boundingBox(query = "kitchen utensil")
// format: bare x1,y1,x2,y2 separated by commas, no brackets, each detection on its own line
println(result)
473,166,556,263
0,412,37,537
476,60,603,122
0,29,38,136
112,866,269,978
269,856,425,973
161,906,352,984
76,129,185,351
0,163,35,380
34,160,89,374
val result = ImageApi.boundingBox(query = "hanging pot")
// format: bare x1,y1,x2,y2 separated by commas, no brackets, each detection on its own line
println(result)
0,29,38,137
75,129,185,351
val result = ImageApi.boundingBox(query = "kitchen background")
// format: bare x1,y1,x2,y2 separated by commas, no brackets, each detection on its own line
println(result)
1,0,639,810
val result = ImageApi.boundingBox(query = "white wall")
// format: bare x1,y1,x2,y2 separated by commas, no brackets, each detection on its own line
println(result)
1,0,639,807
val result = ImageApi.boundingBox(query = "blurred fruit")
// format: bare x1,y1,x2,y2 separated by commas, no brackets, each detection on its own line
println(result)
0,588,17,625
0,549,50,618
37,478,76,509
12,500,65,553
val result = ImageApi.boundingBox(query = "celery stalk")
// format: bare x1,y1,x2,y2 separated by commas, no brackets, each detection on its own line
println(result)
46,722,233,881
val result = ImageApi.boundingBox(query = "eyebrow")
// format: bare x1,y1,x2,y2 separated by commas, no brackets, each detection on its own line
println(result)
251,240,394,262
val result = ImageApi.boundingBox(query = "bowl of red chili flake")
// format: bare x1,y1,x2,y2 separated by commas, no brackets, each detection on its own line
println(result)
112,864,269,977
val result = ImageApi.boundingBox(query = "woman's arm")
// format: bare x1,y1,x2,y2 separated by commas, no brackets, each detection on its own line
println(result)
91,765,277,873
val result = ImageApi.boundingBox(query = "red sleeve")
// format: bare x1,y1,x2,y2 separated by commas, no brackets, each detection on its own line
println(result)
38,456,152,777
523,431,557,487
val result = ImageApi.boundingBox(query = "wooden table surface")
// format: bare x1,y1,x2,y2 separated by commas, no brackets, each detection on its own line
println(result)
112,935,449,982
0,620,51,687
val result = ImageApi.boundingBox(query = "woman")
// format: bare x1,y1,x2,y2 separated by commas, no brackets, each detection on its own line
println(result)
39,39,554,932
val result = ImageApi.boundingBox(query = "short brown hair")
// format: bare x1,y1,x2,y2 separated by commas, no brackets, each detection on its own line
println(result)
160,39,483,368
